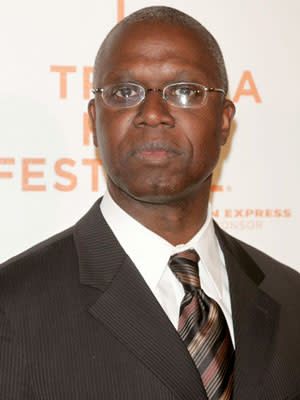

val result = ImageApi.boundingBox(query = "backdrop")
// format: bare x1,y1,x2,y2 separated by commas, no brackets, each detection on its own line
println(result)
1,0,299,272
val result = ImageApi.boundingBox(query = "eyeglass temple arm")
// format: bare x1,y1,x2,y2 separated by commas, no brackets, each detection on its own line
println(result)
206,87,226,95
92,88,103,94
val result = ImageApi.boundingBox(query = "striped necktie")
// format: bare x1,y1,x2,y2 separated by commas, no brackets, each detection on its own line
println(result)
168,249,234,400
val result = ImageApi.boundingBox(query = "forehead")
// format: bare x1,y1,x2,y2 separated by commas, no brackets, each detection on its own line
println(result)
96,22,218,86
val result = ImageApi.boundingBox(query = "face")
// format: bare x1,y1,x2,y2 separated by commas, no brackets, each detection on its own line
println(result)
89,22,235,204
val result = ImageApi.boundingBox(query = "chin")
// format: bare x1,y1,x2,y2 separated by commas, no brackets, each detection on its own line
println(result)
122,180,199,205
108,169,211,205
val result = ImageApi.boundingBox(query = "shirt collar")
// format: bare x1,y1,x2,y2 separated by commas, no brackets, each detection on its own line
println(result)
100,191,223,297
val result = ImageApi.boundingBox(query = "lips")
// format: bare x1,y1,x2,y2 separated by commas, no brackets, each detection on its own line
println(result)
130,142,182,161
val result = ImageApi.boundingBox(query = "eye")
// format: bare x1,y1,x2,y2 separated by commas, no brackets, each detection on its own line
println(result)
113,85,139,99
174,86,195,97
102,83,144,108
170,84,205,101
164,83,206,108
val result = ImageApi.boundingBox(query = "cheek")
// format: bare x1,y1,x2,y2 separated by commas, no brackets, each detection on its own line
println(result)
179,108,222,152
177,108,223,178
96,109,133,169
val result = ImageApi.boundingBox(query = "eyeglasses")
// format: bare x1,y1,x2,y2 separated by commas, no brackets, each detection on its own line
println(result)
92,82,225,109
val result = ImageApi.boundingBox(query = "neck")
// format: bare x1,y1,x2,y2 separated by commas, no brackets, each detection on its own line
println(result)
107,179,211,246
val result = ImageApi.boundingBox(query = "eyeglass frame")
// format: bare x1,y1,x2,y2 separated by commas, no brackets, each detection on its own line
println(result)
92,81,226,109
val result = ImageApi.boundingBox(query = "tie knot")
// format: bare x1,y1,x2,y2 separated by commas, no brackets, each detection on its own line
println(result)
168,249,200,292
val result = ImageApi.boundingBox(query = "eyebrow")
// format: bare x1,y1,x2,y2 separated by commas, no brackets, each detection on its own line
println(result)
102,69,210,85
103,70,134,82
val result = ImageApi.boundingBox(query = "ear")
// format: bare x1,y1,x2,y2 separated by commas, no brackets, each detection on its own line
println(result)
220,99,235,145
88,98,98,147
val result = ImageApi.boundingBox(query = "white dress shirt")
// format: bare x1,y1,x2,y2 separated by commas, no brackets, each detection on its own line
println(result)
100,191,235,346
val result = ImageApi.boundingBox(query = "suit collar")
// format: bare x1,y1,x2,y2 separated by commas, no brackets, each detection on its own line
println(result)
214,222,265,285
74,198,127,292
74,199,208,400
215,223,281,400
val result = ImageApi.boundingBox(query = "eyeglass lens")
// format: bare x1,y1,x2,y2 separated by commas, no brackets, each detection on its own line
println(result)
165,83,205,108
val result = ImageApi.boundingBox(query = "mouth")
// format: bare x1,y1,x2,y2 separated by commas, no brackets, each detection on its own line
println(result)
131,142,182,162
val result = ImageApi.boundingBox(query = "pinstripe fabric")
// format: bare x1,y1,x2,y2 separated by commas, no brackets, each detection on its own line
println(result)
168,249,235,400
0,200,299,398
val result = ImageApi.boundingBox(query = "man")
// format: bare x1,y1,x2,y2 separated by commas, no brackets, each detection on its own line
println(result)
1,6,299,400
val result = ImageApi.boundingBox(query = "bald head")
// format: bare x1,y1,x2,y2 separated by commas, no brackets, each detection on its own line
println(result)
93,6,228,93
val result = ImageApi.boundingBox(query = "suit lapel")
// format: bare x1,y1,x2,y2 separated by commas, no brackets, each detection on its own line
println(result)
215,225,280,400
74,200,208,400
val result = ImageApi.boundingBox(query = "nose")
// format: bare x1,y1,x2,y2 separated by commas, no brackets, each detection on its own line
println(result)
133,89,175,128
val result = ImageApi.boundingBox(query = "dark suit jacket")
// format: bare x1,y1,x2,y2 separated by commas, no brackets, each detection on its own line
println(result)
1,199,299,399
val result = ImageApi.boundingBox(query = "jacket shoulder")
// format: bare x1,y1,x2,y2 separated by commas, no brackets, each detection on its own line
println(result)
217,226,300,305
0,227,77,299
235,235,299,280
1,227,74,267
